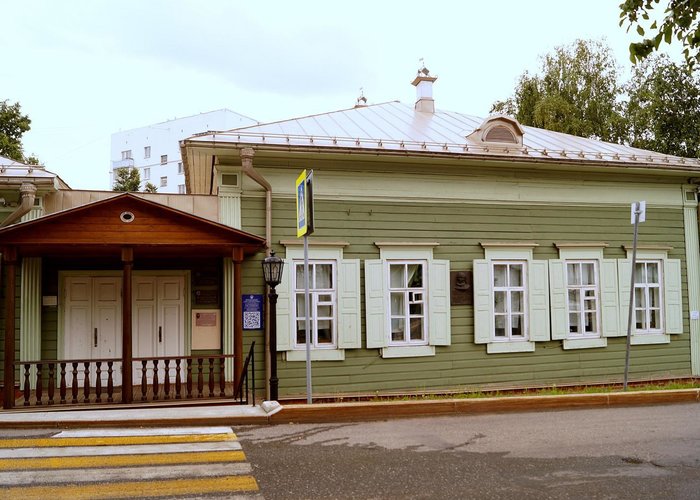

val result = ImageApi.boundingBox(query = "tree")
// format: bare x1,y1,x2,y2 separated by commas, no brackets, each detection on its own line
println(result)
491,39,627,143
625,54,700,157
620,0,700,70
113,168,142,192
143,182,158,193
0,99,32,162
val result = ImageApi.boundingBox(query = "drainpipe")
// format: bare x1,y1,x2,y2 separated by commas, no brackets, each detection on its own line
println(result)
239,147,273,400
0,183,37,228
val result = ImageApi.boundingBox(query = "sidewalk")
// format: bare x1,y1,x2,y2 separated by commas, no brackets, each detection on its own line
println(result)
0,388,698,429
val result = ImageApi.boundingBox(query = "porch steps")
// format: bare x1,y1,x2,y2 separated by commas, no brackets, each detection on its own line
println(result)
0,426,263,499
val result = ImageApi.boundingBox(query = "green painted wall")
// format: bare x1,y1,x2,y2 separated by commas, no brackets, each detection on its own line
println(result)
240,193,692,398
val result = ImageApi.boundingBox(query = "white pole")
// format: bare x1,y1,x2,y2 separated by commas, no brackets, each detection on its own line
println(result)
624,203,641,390
304,233,312,403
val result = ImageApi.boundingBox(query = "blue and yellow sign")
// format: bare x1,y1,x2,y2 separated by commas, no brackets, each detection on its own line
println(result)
296,169,314,237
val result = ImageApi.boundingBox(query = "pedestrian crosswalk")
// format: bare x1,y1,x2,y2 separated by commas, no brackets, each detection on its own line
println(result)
0,426,261,499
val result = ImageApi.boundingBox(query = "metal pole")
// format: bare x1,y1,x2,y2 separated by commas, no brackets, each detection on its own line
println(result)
304,234,313,404
624,204,641,390
268,287,279,401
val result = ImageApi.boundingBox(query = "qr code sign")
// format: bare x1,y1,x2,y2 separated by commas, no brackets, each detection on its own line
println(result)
243,311,261,330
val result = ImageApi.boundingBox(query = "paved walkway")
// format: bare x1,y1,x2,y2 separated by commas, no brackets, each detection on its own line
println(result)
0,426,262,499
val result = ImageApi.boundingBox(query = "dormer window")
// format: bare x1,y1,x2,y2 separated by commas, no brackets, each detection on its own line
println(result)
466,115,525,148
483,125,517,144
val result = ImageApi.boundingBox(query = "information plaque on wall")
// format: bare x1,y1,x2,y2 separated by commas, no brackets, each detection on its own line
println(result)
243,294,264,331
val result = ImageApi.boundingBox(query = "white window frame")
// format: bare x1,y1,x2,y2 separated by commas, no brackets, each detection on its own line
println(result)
386,260,428,347
292,259,338,350
144,146,151,159
491,260,528,341
619,246,683,345
160,154,168,165
365,242,451,358
633,260,664,335
143,167,150,180
160,176,167,187
474,242,549,354
277,242,361,362
178,162,184,174
121,150,132,160
565,260,600,338
178,184,186,194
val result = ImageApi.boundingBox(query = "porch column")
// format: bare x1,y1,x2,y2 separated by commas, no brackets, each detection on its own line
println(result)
121,247,134,404
20,257,42,388
3,247,18,409
223,257,234,381
233,248,243,389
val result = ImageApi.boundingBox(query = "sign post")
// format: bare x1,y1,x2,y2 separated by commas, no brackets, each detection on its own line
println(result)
624,201,646,390
296,170,315,404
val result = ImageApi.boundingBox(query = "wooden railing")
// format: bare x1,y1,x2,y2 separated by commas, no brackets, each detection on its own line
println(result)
11,349,256,408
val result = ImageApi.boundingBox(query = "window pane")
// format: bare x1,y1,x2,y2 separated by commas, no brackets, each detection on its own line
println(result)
494,315,506,337
647,263,659,284
511,315,524,336
296,321,307,344
494,291,506,313
567,263,580,286
585,312,596,333
584,297,596,311
295,294,306,318
634,288,646,309
584,289,596,298
493,265,507,287
316,264,332,289
582,263,595,285
635,309,644,329
509,264,522,287
317,305,332,318
295,265,305,290
390,293,405,316
407,264,423,288
318,294,333,303
569,313,579,333
650,288,660,308
634,263,645,284
390,264,404,288
650,309,660,329
409,318,423,340
568,290,580,311
391,318,405,342
317,321,333,344
409,302,423,315
511,291,523,313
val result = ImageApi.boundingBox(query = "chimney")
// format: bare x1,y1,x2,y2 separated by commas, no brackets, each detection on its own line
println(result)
411,62,437,113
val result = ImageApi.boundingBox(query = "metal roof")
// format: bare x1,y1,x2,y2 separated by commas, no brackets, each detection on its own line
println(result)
187,101,698,169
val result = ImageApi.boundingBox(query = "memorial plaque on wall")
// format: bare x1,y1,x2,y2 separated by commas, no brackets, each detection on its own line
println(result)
450,270,473,306
194,289,219,305
193,270,219,286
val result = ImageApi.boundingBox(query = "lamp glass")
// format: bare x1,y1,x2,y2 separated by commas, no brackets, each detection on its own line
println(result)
262,250,284,288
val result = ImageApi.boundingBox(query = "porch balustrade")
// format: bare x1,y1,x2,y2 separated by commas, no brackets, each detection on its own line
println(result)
11,350,254,408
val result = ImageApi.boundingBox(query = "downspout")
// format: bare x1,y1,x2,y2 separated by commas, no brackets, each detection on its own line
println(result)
0,183,37,228
239,147,273,400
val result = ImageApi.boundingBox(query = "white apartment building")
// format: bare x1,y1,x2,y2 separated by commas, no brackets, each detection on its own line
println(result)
110,109,257,193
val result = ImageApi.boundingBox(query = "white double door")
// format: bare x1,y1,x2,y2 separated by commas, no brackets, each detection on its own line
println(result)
64,274,185,386
132,275,186,384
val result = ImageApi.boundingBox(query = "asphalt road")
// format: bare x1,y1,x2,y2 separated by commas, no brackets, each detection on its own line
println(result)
238,403,700,500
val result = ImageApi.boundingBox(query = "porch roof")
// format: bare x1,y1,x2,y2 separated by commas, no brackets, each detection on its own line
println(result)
0,192,265,259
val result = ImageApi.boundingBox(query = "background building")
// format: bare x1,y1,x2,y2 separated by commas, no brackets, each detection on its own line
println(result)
110,110,257,193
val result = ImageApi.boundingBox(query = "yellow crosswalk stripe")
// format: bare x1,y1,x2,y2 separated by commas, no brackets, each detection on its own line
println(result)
0,450,247,470
0,432,235,448
1,474,259,499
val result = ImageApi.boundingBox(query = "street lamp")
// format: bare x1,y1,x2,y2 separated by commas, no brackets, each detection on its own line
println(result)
262,250,284,401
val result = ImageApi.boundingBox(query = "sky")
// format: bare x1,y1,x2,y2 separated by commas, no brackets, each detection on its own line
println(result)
1,1,669,190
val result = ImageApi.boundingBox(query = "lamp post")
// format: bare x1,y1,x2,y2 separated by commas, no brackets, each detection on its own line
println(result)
262,250,284,401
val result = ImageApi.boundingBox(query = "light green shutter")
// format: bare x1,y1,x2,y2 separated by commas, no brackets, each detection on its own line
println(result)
276,259,293,351
618,259,632,335
473,259,492,344
428,259,451,346
365,259,387,348
664,259,683,334
601,259,622,337
548,259,567,340
337,259,361,348
529,260,550,342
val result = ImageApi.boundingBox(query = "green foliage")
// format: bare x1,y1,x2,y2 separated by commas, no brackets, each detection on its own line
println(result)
625,54,700,157
491,39,627,143
0,99,32,162
620,0,700,70
143,182,158,193
113,167,142,192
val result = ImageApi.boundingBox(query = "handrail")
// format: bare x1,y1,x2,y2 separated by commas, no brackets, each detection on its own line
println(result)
233,342,256,405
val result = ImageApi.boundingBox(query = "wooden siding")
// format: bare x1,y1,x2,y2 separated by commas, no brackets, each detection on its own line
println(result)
0,266,21,383
240,195,692,398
